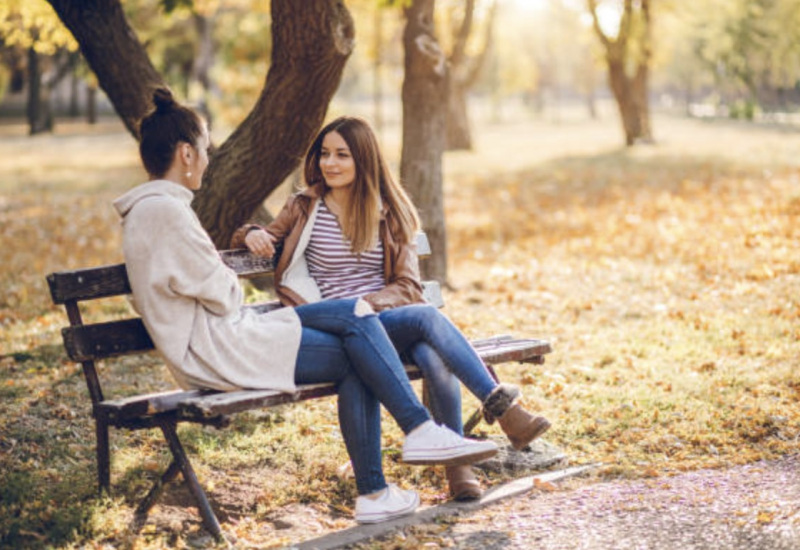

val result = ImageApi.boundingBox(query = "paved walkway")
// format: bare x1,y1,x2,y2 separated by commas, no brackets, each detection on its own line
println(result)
294,454,800,550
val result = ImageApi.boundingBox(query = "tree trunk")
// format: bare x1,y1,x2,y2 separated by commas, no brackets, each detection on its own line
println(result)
69,68,80,118
87,83,97,124
372,5,384,136
48,0,354,248
633,62,652,142
633,0,653,142
607,58,639,146
46,0,166,138
588,0,653,147
444,0,496,152
193,0,354,247
27,49,53,135
192,12,217,126
445,78,472,150
401,0,448,283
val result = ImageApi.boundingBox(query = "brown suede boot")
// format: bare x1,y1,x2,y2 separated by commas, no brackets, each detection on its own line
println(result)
445,464,482,501
497,403,551,450
483,383,551,450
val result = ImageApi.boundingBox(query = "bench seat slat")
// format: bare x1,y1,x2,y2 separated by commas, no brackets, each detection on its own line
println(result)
95,389,211,419
472,338,552,364
178,368,425,419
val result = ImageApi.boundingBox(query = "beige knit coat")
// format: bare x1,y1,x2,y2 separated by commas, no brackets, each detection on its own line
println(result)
113,180,302,392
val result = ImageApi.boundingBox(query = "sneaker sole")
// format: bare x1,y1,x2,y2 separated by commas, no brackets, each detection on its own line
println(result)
402,446,498,467
355,494,420,524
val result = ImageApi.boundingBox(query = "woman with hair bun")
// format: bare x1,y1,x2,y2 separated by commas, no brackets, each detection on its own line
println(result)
113,89,498,524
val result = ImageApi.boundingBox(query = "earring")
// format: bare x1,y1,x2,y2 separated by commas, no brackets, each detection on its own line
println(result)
185,172,193,179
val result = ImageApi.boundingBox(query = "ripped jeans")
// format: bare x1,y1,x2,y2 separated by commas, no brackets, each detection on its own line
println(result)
293,298,431,495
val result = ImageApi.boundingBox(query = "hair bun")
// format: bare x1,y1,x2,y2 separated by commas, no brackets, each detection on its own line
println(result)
152,87,176,112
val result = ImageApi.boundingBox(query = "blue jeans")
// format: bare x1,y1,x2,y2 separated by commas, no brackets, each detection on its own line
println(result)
293,298,431,495
379,304,499,436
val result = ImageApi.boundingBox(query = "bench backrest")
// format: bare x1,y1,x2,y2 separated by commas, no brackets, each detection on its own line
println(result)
47,232,436,407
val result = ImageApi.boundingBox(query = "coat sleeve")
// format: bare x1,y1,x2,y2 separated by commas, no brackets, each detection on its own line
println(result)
362,237,424,311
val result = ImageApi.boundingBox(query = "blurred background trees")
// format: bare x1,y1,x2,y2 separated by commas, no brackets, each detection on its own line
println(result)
2,0,800,281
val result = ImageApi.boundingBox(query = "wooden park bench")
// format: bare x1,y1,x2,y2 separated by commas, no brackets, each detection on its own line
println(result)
46,233,552,540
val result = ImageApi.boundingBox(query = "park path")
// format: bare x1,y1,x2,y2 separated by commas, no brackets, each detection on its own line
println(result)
407,454,800,550
294,454,800,549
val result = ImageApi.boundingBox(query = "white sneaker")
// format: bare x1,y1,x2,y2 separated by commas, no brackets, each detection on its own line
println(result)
354,484,420,524
402,420,498,466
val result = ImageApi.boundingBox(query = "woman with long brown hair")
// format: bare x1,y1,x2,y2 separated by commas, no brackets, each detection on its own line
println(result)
234,116,552,500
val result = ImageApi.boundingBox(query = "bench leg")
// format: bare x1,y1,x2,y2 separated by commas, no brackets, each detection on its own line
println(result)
463,407,483,436
135,459,182,516
95,415,111,494
158,421,224,541
463,364,501,436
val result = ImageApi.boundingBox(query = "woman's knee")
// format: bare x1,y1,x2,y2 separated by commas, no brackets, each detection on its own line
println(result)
353,298,375,317
410,303,445,330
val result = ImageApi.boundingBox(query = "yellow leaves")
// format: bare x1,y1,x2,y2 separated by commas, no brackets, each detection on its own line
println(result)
696,361,717,374
0,0,78,53
756,510,775,524
546,382,565,396
533,478,557,492
746,264,776,281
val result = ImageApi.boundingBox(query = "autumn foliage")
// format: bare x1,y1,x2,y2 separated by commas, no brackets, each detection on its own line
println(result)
1,114,799,548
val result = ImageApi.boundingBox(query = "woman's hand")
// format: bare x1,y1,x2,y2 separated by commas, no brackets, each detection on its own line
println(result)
244,228,276,258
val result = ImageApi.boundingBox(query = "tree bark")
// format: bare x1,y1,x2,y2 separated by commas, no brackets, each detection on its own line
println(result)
48,0,354,248
27,48,55,135
372,5,384,136
193,0,354,247
446,77,472,150
192,12,218,127
587,0,653,146
45,0,166,139
445,0,496,151
401,0,448,283
27,48,43,135
87,83,97,124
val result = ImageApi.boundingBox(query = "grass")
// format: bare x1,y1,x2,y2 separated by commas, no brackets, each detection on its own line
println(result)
1,110,799,548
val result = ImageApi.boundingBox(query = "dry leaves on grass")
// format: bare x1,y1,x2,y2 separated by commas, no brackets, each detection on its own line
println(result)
443,148,800,479
2,116,800,548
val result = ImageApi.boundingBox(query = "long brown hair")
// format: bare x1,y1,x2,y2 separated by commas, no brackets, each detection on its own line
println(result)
304,116,420,253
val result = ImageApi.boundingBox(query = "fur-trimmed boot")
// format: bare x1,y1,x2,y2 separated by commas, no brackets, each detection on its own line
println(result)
483,384,551,450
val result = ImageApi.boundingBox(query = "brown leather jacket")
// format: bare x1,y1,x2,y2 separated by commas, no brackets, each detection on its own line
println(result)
230,184,424,311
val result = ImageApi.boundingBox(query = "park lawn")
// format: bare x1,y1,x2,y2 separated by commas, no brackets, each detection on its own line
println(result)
1,113,799,548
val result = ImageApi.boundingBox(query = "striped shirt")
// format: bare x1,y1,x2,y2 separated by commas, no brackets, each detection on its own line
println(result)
306,200,385,300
